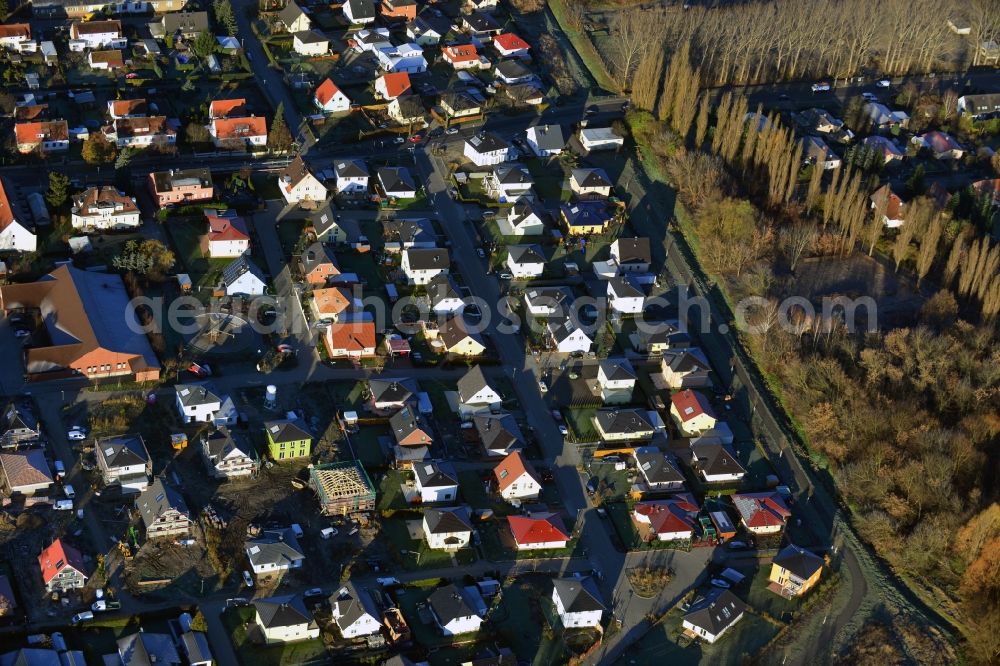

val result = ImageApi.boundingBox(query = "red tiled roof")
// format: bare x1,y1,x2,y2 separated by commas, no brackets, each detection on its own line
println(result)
507,514,569,545
327,321,376,352
671,389,714,423
634,499,698,535
733,492,791,529
378,72,411,99
110,99,147,117
493,450,538,492
15,120,68,146
38,539,87,585
212,117,267,140
0,177,17,233
443,45,478,63
0,23,31,40
493,33,529,52
209,98,248,119
315,79,346,107
206,213,249,242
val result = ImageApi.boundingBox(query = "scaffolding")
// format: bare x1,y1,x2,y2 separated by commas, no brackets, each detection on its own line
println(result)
309,461,376,516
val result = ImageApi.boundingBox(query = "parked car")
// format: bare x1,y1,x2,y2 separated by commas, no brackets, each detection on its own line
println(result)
538,380,547,393
242,571,254,587
586,477,598,495
393,136,405,144
861,92,878,102
498,272,513,280
876,79,891,88
53,460,65,479
92,600,121,612
70,612,94,625
67,430,86,441
304,588,324,597
445,127,459,135
811,82,831,92
710,578,731,589
408,134,422,143
557,424,568,436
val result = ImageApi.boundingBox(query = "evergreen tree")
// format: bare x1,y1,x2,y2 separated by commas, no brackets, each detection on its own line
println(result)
268,103,294,153
213,0,238,36
46,172,70,208
192,29,217,59
693,94,711,149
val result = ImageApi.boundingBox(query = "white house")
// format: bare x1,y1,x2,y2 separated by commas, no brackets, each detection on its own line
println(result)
343,0,376,24
484,163,533,203
801,136,841,170
427,276,465,314
353,27,391,52
608,276,645,314
377,167,417,199
406,16,447,46
493,451,541,501
331,585,382,639
334,160,370,194
457,365,502,416
413,461,459,503
69,20,126,49
610,237,651,274
597,357,636,404
0,23,31,51
401,248,449,285
691,443,746,483
374,72,411,99
506,244,545,279
552,577,604,628
682,589,746,644
253,596,319,645
579,127,624,152
422,506,473,551
525,124,564,157
570,168,613,198
547,317,593,354
632,498,698,541
205,212,251,258
633,447,685,492
222,254,267,296
314,79,351,113
68,186,139,231
464,132,512,167
279,156,327,205
277,2,311,32
376,43,428,74
175,384,237,426
499,200,545,236
96,434,151,494
201,429,255,479
292,30,328,56
492,32,530,59
428,584,483,636
245,529,305,574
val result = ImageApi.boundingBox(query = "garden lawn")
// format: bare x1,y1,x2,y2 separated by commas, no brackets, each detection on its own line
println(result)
563,407,598,442
222,607,329,666
621,608,779,665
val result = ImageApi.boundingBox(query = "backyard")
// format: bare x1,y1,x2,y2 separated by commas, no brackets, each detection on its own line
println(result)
222,606,329,666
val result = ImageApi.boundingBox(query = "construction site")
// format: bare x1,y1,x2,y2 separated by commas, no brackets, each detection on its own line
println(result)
309,461,377,517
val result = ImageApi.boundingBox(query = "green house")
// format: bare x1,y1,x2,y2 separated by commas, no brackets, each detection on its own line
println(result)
264,419,312,460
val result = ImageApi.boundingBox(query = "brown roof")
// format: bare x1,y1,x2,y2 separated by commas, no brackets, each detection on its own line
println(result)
110,99,148,117
111,116,174,139
71,20,122,36
0,449,52,490
73,186,138,217
0,177,20,233
439,316,483,351
0,23,30,40
15,120,69,146
279,155,316,190
90,50,125,67
14,104,47,122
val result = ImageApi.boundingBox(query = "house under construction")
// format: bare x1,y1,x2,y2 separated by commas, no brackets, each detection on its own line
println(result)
309,461,376,516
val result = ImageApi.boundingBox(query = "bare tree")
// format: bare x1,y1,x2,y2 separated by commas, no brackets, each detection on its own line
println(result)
607,10,651,90
782,223,817,272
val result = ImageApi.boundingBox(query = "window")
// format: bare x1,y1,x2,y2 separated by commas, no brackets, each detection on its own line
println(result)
279,452,284,460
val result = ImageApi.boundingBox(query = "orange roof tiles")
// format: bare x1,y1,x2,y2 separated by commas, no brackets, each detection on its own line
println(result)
508,514,569,545
38,539,87,585
327,321,376,352
493,451,538,493
378,72,411,99
209,98,248,119
212,117,267,140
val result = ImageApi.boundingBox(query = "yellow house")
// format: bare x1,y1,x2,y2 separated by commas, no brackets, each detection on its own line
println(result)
439,317,486,356
769,544,823,598
559,201,611,235
265,419,312,461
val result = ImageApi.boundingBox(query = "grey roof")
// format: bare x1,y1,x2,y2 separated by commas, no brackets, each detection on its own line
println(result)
1,401,38,434
221,254,266,289
663,349,710,374
98,434,149,469
253,594,314,629
179,632,212,665
641,321,691,348
345,0,376,20
389,405,430,442
428,583,478,624
382,655,418,666
311,202,361,241
162,10,209,34
466,132,509,155
393,94,425,119
246,529,305,569
633,447,685,485
369,378,417,404
457,365,493,403
116,631,180,666
442,91,481,112
528,124,564,150
608,275,644,299
524,286,573,312
507,244,544,265
692,444,746,477
773,544,823,580
378,166,416,194
150,168,212,193
560,201,610,228
404,247,449,270
332,583,379,630
492,163,532,185
427,275,462,306
136,477,189,529
960,92,1000,114
495,59,532,80
294,29,327,44
683,589,746,636
572,168,612,189
384,217,435,245
508,199,542,227
473,412,524,455
594,409,653,436
1,648,86,666
175,383,221,408
553,576,604,612
300,241,337,275
335,159,369,178
202,427,252,460
264,419,312,444
613,237,651,264
599,357,635,381
463,11,502,32
546,316,587,344
414,461,458,488
424,506,472,534
278,2,308,28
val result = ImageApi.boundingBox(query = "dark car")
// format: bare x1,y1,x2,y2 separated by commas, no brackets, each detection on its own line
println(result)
586,477,598,496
